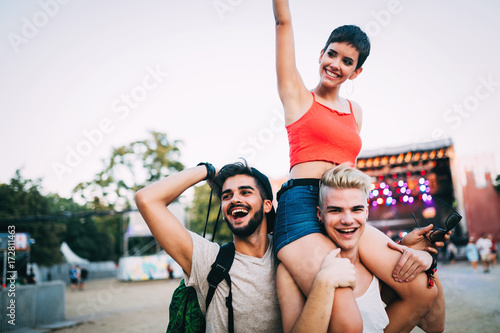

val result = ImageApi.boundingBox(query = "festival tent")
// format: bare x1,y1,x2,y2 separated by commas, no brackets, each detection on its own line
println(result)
60,241,90,264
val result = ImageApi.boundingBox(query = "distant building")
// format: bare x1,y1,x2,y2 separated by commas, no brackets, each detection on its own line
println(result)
460,155,500,241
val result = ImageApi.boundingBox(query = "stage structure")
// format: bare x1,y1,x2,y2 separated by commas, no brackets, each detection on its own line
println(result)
356,138,465,241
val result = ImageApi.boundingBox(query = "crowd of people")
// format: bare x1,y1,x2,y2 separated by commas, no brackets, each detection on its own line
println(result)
69,264,89,291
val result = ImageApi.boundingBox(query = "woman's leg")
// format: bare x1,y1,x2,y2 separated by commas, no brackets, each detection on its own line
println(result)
359,225,439,333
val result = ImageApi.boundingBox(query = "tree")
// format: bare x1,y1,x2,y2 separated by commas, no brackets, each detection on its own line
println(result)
0,170,65,266
73,131,184,210
0,170,120,265
188,183,232,243
72,131,185,257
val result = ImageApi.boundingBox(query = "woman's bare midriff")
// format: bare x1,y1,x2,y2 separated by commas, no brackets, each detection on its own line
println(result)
289,161,338,179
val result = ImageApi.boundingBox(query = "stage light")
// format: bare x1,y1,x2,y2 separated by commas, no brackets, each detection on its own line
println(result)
380,182,386,189
419,178,425,184
420,185,426,192
373,190,379,197
403,195,409,202
383,189,389,195
398,180,404,187
409,197,414,203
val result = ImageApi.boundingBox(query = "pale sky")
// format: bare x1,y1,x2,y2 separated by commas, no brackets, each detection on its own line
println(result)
1,0,500,198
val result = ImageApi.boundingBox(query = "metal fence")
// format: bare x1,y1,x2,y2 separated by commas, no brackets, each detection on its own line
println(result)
0,280,65,332
37,261,117,284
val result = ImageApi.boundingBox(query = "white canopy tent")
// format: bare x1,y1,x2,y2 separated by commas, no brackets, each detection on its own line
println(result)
60,241,90,264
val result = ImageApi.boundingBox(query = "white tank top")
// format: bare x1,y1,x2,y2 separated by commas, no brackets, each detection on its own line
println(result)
355,275,389,332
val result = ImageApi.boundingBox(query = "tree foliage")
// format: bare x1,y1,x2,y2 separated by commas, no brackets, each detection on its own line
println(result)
0,131,202,266
72,131,185,257
73,131,184,210
0,170,65,266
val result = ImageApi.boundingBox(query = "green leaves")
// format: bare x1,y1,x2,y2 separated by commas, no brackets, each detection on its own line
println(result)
73,131,184,210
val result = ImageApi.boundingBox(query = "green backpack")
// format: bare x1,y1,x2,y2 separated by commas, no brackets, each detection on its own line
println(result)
167,279,205,332
166,242,235,333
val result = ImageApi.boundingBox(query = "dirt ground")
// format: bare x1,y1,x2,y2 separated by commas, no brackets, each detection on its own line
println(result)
55,261,500,333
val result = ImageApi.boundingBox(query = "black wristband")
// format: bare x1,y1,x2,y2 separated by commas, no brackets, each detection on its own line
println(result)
426,254,438,273
197,162,216,181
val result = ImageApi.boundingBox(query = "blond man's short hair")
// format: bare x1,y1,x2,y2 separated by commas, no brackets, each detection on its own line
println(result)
319,163,372,207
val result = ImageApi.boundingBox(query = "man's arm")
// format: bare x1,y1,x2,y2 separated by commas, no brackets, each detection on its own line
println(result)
135,165,209,275
276,249,360,333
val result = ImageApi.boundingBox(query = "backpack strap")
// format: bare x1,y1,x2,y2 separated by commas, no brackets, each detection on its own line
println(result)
205,241,236,332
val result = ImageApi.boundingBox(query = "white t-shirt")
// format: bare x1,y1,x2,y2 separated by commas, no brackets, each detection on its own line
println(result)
476,237,492,255
356,276,389,333
184,232,282,333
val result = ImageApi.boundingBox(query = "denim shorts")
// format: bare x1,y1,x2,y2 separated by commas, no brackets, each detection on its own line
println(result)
273,182,323,254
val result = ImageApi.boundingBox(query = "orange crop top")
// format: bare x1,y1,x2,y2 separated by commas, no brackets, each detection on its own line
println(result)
286,92,362,169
